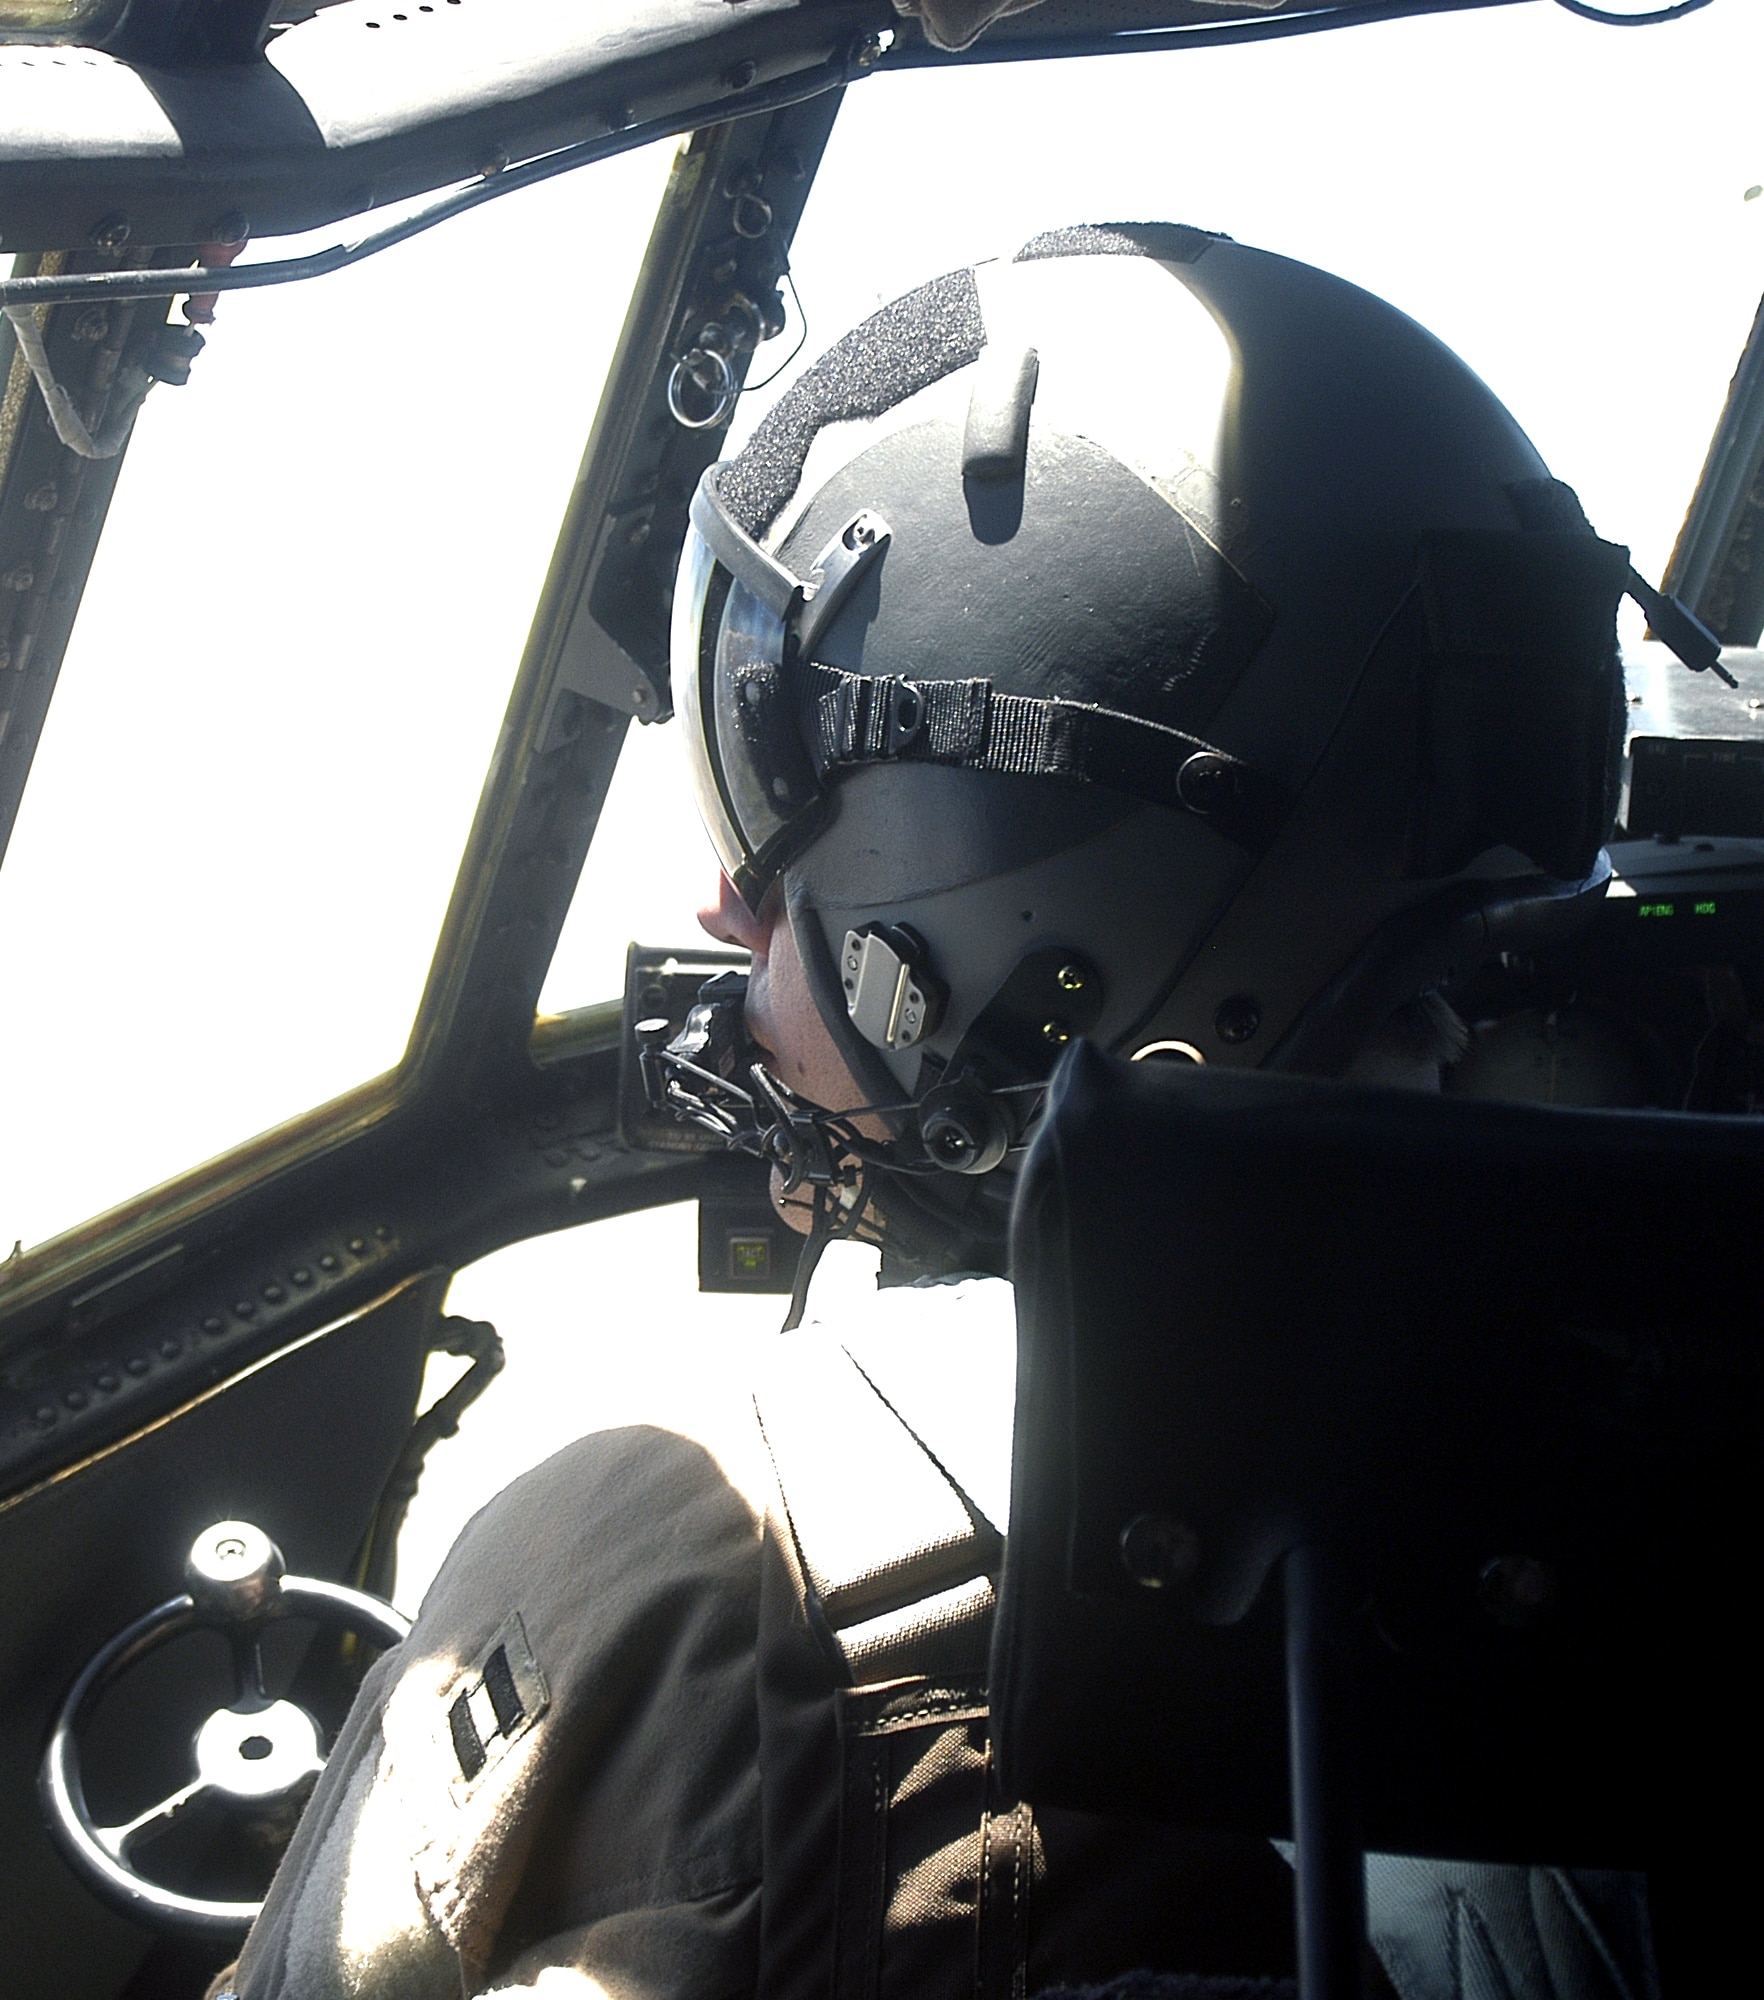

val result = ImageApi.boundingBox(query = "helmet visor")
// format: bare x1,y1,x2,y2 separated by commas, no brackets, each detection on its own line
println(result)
675,485,827,913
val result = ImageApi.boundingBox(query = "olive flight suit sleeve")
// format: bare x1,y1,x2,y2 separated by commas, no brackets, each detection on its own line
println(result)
232,1419,766,2000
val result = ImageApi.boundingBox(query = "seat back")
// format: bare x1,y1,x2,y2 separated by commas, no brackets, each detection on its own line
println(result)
991,1042,1760,1870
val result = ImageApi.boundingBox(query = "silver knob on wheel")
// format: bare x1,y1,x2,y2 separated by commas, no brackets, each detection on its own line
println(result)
185,1520,284,1620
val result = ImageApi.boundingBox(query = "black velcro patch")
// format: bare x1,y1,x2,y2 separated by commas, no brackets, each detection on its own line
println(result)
718,268,985,537
482,1644,524,1734
1013,221,1223,267
442,1613,551,1793
1413,530,1628,882
448,1688,486,1781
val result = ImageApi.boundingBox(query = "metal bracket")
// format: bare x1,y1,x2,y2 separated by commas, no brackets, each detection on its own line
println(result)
798,510,891,655
840,924,944,1052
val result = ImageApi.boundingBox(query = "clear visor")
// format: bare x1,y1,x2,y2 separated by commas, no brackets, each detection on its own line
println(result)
674,504,827,914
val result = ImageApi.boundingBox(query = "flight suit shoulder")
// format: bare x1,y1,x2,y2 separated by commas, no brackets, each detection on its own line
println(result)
237,1419,769,2000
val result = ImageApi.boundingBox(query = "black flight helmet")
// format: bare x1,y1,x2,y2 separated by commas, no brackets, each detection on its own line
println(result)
675,224,1640,1245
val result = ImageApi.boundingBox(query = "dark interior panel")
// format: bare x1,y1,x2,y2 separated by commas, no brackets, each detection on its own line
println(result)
0,1271,443,2000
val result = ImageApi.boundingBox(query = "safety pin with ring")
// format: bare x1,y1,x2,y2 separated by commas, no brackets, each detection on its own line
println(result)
667,346,739,430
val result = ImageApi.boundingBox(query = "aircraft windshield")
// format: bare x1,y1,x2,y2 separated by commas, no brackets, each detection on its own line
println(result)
0,143,673,1255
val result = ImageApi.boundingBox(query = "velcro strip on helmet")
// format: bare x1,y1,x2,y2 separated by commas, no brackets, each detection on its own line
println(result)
1012,220,1223,266
718,267,986,538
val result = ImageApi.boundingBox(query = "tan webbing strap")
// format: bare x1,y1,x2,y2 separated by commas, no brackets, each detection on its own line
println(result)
759,1332,1020,2000
839,1573,995,1684
755,1334,999,1668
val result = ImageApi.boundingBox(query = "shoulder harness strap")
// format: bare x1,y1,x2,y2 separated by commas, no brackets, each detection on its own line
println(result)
755,1334,1001,1684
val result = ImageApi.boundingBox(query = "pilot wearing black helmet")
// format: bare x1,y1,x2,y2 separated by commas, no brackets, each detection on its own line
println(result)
225,227,1659,2000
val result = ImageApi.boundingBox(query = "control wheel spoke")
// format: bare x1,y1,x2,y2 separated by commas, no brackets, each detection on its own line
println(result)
94,1776,215,1862
229,1629,268,1709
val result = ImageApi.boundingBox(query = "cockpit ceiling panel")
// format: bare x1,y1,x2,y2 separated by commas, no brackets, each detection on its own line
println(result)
0,0,1516,251
0,0,866,249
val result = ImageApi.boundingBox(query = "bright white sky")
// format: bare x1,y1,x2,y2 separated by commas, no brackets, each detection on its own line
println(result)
3,0,1762,1602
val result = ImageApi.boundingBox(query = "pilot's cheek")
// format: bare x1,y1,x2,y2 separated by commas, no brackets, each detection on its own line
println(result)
742,949,780,1063
699,869,783,1063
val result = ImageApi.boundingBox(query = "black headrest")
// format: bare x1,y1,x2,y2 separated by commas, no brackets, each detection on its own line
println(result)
992,1043,1761,1866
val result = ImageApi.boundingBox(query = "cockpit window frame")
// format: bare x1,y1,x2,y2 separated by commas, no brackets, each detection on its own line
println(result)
0,94,838,1475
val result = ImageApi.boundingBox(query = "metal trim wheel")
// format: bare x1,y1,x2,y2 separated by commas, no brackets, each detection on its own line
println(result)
40,1521,409,1934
